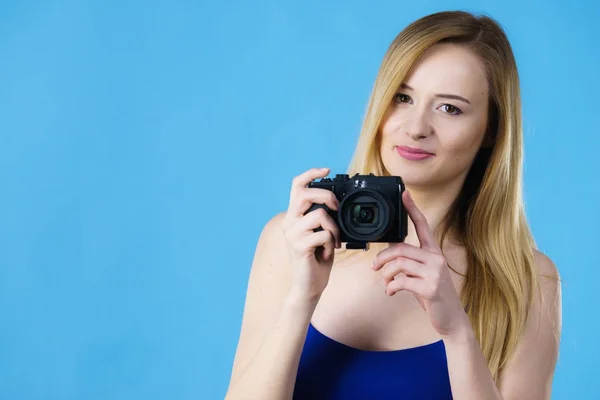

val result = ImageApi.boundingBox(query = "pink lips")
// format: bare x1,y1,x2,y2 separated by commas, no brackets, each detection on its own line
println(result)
396,146,435,161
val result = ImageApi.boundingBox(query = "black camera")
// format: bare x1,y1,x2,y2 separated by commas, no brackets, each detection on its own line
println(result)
306,173,408,250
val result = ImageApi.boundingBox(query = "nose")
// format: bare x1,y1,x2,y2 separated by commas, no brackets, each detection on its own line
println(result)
404,107,433,140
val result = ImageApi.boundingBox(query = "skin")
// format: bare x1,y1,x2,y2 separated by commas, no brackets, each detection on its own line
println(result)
226,43,561,400
379,42,491,244
311,42,496,353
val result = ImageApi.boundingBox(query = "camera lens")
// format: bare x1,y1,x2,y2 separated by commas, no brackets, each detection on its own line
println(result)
352,204,377,224
338,190,392,242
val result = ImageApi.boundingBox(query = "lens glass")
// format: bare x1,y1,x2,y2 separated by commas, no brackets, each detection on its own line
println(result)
339,190,391,242
352,204,377,224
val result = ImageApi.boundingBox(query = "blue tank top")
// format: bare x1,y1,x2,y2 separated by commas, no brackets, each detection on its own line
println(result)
293,323,453,399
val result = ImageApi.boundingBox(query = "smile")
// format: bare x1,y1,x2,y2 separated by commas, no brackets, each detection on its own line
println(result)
396,146,435,161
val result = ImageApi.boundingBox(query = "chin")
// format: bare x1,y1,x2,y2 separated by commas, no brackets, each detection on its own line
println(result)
384,166,436,186
396,173,438,188
381,153,438,185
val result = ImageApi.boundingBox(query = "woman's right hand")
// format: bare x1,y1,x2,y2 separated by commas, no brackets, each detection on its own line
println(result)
281,167,342,302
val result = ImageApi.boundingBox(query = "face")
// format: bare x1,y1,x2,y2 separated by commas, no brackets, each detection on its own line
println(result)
379,43,490,190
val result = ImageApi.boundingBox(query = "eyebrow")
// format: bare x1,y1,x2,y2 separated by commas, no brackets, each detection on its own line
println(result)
399,83,471,105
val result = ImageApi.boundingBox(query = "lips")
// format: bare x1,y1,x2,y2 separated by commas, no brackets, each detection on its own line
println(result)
396,146,435,161
396,146,434,155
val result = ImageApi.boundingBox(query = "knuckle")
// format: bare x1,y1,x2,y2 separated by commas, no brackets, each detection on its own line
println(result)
381,267,390,280
292,175,303,187
325,230,334,242
332,225,341,237
390,246,403,258
383,265,395,280
295,187,307,199
391,258,402,272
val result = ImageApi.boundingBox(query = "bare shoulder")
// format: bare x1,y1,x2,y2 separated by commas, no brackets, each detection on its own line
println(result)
532,250,562,311
254,211,292,287
227,211,292,384
533,250,562,330
242,210,293,309
263,210,287,232
498,249,562,397
530,249,562,325
533,249,560,279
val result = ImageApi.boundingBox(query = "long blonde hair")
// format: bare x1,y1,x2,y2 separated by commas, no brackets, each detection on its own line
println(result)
346,10,539,381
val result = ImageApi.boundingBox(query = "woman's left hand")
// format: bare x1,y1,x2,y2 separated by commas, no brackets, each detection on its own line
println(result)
371,190,471,339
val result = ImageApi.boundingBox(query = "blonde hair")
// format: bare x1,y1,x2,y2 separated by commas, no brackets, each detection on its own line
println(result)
345,10,539,381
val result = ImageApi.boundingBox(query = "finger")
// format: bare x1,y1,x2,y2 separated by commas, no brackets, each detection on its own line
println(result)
290,168,331,198
295,208,341,248
320,231,336,261
290,188,340,217
371,242,429,270
403,190,438,251
386,274,427,296
381,257,424,284
302,229,335,261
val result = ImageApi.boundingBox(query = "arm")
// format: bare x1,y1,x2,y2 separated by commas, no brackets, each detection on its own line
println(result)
442,321,503,399
443,251,562,400
497,251,562,399
371,191,561,400
225,212,318,400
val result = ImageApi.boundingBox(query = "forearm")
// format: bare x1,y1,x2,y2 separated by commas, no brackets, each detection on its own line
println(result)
444,322,503,400
225,294,317,400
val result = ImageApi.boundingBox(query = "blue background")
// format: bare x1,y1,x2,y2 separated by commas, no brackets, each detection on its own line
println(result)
1,0,598,399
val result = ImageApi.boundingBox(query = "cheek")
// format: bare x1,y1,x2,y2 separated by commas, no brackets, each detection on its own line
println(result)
441,130,485,165
379,117,396,143
380,107,407,135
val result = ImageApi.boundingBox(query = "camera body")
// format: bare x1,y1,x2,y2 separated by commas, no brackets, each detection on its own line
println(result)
306,173,408,250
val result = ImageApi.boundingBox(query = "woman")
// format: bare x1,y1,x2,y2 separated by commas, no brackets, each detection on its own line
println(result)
225,10,561,400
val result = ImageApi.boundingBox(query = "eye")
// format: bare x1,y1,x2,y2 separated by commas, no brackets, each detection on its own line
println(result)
440,104,462,115
393,93,411,104
393,93,463,116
